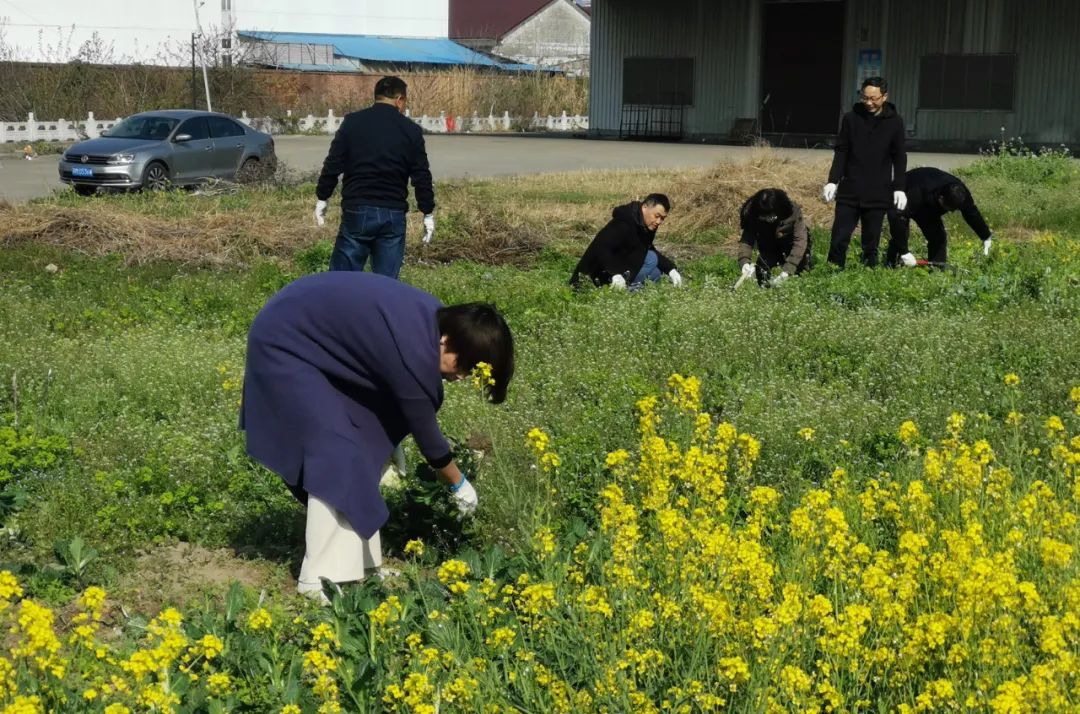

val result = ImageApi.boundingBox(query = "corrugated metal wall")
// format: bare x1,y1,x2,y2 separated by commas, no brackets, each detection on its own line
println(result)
591,0,1079,145
882,0,1079,144
589,0,759,139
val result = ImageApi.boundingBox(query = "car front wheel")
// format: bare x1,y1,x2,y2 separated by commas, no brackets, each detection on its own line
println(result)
142,162,170,192
236,157,261,184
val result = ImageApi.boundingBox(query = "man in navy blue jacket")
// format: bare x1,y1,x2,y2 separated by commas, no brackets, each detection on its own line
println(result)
314,76,436,278
241,272,514,600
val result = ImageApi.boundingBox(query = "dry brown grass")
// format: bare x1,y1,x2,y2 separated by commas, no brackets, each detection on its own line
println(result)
1,152,831,268
0,201,321,267
665,149,833,236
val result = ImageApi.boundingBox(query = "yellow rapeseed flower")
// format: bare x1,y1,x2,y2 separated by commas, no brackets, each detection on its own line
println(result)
485,627,516,649
898,420,919,445
0,571,23,603
197,633,224,660
207,672,233,697
797,427,815,441
1003,373,1020,386
404,539,425,557
247,608,273,631
526,427,550,455
470,361,495,391
437,559,471,585
532,526,556,559
310,622,339,649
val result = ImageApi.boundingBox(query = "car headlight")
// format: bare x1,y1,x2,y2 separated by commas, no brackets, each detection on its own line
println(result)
108,154,136,165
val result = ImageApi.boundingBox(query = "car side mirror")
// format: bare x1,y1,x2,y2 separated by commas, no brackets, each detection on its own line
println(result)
173,133,193,142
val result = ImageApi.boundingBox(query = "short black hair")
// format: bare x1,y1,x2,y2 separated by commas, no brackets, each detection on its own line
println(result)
940,182,970,211
745,188,794,222
374,76,408,100
642,193,670,211
862,76,888,94
437,303,514,404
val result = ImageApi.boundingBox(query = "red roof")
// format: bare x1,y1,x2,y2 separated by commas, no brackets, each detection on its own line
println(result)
449,0,554,41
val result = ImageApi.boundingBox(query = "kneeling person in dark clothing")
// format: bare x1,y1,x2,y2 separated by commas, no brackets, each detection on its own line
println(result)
570,194,683,290
886,167,993,267
737,188,812,286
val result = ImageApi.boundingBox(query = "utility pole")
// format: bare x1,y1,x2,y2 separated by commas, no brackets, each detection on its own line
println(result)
192,0,212,112
190,33,197,108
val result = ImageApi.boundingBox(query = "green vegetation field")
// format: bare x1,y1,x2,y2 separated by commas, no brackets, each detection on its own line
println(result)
0,146,1077,713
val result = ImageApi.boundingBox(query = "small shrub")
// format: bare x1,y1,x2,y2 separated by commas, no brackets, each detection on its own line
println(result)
960,135,1077,186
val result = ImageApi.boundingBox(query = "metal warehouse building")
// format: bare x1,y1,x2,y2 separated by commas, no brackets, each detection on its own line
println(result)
588,0,1080,149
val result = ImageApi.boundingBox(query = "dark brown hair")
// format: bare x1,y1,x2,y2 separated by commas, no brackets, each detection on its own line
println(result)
437,303,514,404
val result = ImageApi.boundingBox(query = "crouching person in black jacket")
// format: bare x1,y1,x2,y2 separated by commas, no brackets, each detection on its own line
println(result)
570,194,683,290
886,167,993,267
737,188,812,286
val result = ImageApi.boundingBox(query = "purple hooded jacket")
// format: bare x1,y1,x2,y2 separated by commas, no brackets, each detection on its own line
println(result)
240,271,450,538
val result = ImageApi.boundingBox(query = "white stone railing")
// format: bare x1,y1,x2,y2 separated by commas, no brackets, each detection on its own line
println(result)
0,112,123,144
240,109,588,134
1,109,588,143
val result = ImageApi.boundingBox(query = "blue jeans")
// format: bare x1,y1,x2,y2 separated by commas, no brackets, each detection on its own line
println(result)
329,205,406,278
630,250,663,289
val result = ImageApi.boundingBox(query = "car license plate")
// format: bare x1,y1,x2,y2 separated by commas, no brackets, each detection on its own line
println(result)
72,167,94,177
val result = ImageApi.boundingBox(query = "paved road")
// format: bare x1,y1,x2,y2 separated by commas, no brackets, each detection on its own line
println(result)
0,134,981,204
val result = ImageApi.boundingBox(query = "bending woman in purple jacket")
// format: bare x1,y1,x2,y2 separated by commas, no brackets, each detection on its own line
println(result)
240,272,514,600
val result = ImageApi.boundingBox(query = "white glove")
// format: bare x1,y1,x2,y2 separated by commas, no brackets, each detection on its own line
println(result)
668,269,683,287
771,271,790,286
392,444,407,475
899,252,917,267
450,476,478,517
982,236,993,256
610,274,627,290
740,263,755,279
422,213,435,244
893,191,908,211
314,200,328,227
822,183,837,202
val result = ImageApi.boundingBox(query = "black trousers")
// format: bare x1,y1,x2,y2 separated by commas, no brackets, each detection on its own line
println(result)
754,237,813,285
828,203,886,268
886,210,949,266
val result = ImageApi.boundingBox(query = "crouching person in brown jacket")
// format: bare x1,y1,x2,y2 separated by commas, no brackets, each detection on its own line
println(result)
737,188,812,286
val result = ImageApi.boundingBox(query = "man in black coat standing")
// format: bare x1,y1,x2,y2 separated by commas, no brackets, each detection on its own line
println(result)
885,167,994,267
314,76,435,278
824,77,908,268
570,194,683,290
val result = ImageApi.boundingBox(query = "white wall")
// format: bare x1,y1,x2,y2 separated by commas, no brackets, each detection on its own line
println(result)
236,0,447,38
0,0,449,65
495,0,589,69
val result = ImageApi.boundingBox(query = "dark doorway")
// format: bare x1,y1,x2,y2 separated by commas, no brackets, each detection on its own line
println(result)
761,0,845,135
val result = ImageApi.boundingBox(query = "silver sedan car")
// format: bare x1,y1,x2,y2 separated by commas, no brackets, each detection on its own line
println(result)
58,110,276,195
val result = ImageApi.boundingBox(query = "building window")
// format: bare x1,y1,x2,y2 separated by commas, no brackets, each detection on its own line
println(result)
221,38,232,49
919,54,1016,110
622,57,694,106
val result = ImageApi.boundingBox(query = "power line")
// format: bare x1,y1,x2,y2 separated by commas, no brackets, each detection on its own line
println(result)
0,0,46,26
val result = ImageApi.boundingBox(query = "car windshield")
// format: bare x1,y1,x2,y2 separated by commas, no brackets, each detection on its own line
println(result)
105,116,180,140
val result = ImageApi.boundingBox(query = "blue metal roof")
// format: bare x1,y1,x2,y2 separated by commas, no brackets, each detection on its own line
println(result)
238,31,526,69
